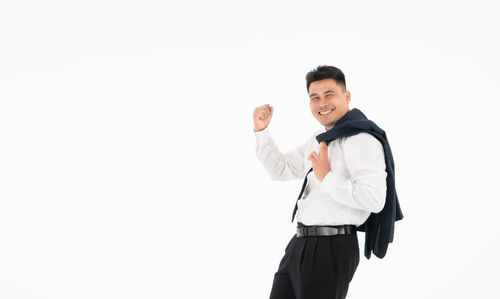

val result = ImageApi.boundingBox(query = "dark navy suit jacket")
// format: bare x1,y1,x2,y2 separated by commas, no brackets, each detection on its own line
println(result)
315,108,404,259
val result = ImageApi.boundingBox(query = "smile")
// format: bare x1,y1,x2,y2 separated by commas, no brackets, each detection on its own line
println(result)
319,109,333,115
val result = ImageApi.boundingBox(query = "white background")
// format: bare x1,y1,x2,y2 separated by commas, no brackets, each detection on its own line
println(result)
1,0,499,298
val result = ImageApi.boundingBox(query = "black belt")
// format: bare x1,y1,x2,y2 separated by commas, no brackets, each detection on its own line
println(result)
296,223,357,238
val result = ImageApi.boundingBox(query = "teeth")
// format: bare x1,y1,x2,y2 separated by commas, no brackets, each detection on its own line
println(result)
319,109,333,115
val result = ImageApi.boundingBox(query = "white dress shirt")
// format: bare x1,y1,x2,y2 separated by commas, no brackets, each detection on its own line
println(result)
255,125,387,226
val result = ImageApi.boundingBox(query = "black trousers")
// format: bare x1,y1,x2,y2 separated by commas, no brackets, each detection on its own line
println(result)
269,232,360,299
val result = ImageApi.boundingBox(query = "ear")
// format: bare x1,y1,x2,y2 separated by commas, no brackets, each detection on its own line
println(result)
345,90,351,105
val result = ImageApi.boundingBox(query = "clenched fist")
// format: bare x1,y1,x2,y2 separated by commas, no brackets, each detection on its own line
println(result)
253,104,274,132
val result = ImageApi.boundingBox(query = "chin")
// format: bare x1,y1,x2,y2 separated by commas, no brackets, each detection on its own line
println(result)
324,120,336,129
321,117,335,125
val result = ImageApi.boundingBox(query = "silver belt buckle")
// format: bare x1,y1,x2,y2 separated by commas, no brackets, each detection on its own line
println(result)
328,227,339,235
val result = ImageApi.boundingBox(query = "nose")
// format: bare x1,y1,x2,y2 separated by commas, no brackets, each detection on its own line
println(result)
319,98,329,108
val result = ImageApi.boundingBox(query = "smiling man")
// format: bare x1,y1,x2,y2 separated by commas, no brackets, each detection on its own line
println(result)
253,65,401,299
306,73,353,183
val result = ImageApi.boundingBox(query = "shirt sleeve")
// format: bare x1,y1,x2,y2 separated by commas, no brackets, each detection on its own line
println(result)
313,132,387,213
255,127,308,181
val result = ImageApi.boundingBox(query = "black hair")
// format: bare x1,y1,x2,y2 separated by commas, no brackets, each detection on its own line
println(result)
306,65,346,92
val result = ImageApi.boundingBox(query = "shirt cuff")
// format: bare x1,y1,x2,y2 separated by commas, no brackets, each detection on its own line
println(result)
254,127,271,144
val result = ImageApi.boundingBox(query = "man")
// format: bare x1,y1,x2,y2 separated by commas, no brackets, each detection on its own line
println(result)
253,65,390,299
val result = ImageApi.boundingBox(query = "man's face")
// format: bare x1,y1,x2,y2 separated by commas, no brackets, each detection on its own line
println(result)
309,78,351,130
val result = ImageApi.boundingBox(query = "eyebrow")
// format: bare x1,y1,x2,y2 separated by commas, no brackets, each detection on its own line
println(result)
309,90,335,98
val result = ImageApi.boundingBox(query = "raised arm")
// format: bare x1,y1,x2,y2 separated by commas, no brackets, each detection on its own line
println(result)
255,127,307,181
253,104,307,181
